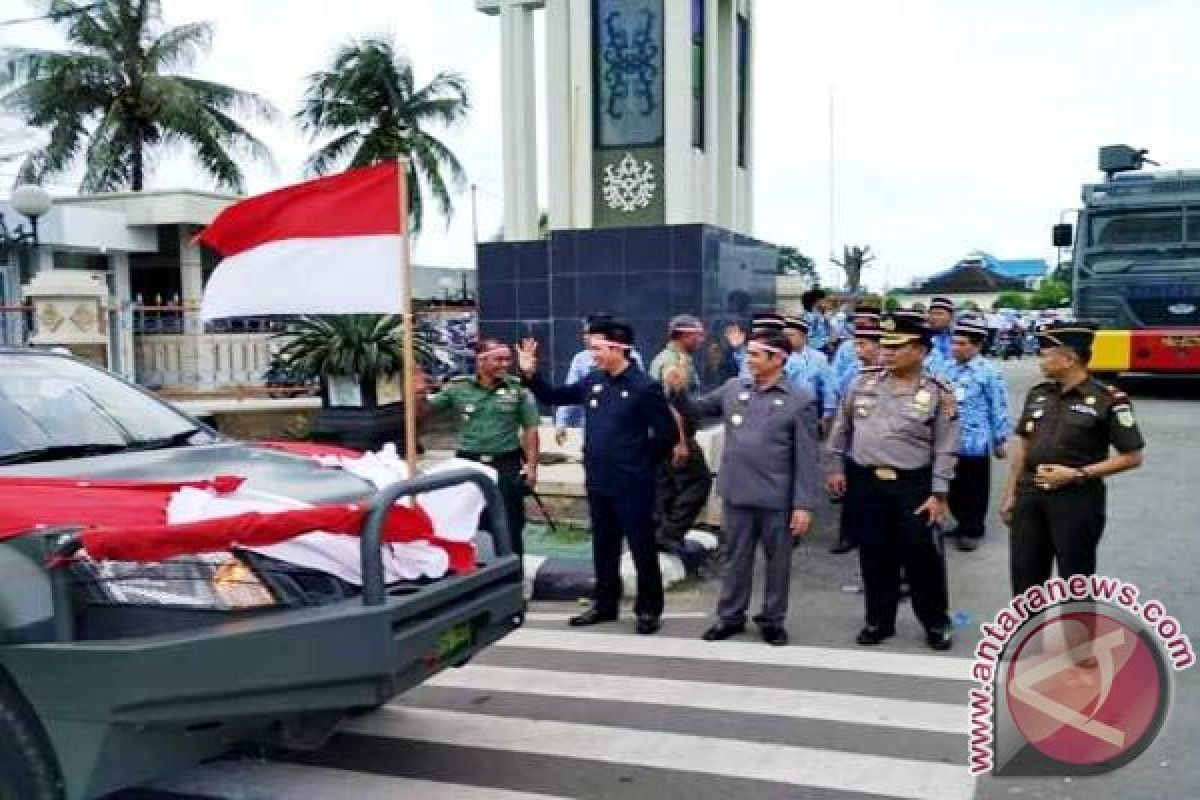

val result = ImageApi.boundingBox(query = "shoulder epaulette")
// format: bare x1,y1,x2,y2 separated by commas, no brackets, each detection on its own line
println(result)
923,374,954,392
1099,381,1129,400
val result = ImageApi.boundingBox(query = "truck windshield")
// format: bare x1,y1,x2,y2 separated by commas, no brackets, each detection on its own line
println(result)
0,353,208,460
1088,210,1182,246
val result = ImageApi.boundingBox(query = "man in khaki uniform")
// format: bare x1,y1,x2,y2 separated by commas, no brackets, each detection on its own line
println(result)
424,339,540,556
648,314,712,555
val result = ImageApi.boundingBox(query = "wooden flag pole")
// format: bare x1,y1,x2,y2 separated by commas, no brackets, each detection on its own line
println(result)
398,158,418,479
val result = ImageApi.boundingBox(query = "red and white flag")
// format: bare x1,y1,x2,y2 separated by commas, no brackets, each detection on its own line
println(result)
198,162,406,320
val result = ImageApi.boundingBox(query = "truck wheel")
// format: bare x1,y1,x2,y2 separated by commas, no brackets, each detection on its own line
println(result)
0,681,62,800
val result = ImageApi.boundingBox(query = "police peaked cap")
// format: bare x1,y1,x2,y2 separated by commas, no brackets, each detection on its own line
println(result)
1035,322,1096,356
929,297,955,313
953,317,989,342
880,311,932,347
588,319,636,347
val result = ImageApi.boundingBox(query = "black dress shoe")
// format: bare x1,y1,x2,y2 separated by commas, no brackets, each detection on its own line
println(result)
760,626,789,646
568,608,618,627
701,622,745,641
926,626,954,651
635,614,662,635
956,537,980,552
830,538,857,554
856,625,896,646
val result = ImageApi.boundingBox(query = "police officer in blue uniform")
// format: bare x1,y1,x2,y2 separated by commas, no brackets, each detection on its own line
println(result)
517,321,677,634
943,316,1012,551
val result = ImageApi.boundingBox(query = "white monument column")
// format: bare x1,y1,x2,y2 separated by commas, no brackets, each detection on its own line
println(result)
479,0,542,241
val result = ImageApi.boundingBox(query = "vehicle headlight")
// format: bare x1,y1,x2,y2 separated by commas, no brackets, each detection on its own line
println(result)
70,552,277,610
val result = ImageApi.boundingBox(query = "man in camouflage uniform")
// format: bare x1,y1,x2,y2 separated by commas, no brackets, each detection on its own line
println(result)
424,338,540,556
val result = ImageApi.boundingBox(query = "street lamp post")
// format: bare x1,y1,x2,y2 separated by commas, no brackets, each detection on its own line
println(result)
0,184,51,346
0,184,52,258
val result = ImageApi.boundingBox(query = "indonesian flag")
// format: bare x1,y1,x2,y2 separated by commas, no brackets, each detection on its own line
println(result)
198,162,406,320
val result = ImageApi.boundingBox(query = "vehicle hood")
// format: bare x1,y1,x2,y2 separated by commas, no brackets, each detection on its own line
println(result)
0,443,374,505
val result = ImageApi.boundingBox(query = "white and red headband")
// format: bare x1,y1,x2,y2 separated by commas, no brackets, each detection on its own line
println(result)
478,344,512,359
747,340,787,357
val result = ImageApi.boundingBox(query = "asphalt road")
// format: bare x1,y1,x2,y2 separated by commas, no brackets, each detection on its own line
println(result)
128,357,1200,800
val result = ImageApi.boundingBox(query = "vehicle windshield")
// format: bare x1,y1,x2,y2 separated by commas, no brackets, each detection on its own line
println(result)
1088,210,1183,247
0,353,209,459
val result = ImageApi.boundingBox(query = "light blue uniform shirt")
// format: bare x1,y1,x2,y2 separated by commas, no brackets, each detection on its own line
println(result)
924,329,955,380
834,350,863,408
943,354,1012,457
552,347,645,429
806,310,831,352
831,339,858,390
785,347,836,417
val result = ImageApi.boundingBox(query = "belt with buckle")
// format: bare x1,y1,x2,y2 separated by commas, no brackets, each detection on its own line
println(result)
873,467,898,481
456,449,520,466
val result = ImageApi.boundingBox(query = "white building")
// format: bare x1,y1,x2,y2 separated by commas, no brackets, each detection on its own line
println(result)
3,190,474,391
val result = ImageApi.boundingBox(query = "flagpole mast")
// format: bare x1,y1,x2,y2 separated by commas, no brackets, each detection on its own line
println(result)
398,158,418,478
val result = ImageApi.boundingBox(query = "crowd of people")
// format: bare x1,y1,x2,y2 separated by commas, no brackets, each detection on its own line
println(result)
427,293,1146,653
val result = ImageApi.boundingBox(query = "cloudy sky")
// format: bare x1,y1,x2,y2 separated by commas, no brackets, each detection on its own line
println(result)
5,0,1199,289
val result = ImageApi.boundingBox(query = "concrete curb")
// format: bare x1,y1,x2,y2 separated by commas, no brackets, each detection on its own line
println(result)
522,530,720,602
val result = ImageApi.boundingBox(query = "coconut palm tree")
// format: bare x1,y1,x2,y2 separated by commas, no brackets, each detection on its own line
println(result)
297,35,469,234
0,0,275,192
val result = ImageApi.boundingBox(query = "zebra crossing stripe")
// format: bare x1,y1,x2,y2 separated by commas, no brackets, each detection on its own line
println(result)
424,664,968,734
498,627,974,682
343,707,977,800
150,760,573,799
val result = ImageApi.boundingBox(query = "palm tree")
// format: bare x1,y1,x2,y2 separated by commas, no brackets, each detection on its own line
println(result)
0,0,275,192
297,35,469,234
833,245,876,294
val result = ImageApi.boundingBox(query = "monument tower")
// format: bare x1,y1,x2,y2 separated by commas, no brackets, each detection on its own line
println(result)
476,0,774,384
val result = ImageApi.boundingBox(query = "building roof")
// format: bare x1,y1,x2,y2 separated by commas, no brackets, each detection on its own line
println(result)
901,263,1026,294
956,250,1048,279
54,189,239,227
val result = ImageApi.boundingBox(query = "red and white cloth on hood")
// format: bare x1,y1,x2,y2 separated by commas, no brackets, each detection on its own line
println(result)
0,447,495,582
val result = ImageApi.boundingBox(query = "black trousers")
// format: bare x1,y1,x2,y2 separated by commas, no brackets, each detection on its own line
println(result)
457,450,526,558
1010,481,1106,595
948,455,991,540
654,440,713,548
838,456,860,545
589,487,664,618
849,463,950,632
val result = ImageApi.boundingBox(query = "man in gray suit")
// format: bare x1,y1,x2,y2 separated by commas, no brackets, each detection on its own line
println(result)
671,330,821,646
